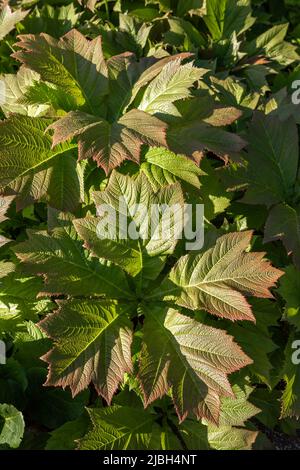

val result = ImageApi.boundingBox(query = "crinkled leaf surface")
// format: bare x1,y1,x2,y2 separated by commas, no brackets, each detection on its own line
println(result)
40,300,133,401
152,231,283,321
139,305,252,423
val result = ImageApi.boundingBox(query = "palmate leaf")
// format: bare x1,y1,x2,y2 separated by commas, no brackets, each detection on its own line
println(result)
0,115,83,212
0,5,28,41
13,29,109,114
139,305,252,424
150,231,283,321
14,213,133,300
40,300,133,401
74,171,185,279
48,109,168,175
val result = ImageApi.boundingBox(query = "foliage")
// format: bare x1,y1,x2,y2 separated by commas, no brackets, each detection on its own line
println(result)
0,0,299,451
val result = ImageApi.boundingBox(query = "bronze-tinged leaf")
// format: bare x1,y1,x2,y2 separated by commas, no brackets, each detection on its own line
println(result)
149,231,284,321
40,300,133,403
138,306,252,424
48,109,168,174
13,29,109,114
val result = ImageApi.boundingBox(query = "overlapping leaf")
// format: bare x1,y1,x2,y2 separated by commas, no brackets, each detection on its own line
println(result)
152,231,282,321
0,115,82,211
139,305,252,423
14,213,132,299
40,300,133,401
74,171,184,279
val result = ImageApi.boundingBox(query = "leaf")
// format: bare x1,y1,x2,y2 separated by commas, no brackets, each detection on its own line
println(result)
74,171,184,279
0,404,24,449
226,113,299,207
228,299,280,386
177,0,206,17
141,147,205,191
206,380,259,450
216,382,260,427
46,414,90,450
0,68,49,117
152,231,283,321
13,29,109,114
0,273,46,335
207,425,257,450
48,109,168,174
165,96,245,162
138,60,207,116
264,203,300,269
243,23,299,67
22,4,80,38
79,405,162,450
0,115,82,212
139,305,252,423
40,300,133,401
203,0,255,41
14,214,133,299
129,52,194,106
278,266,300,331
0,5,28,40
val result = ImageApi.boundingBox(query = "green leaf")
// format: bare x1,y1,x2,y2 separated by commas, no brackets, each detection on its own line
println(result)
46,413,90,450
0,272,47,335
139,305,251,423
79,405,161,450
0,68,49,117
138,60,207,116
74,171,184,279
40,299,133,401
0,404,24,449
228,299,280,386
226,113,299,207
206,380,259,450
204,0,254,41
278,266,300,331
141,147,205,191
14,213,133,299
243,23,299,66
0,115,83,212
153,231,283,321
207,425,257,450
13,29,109,114
177,0,206,17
